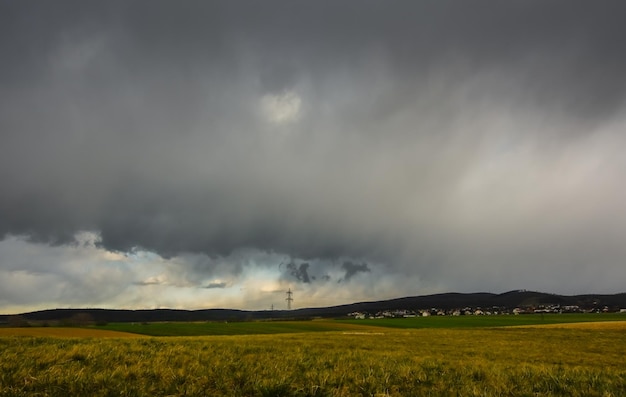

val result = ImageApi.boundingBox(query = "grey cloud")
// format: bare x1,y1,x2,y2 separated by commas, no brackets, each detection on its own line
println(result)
259,64,300,94
2,1,626,307
203,282,228,289
0,235,132,310
286,262,311,284
133,280,163,286
341,262,371,283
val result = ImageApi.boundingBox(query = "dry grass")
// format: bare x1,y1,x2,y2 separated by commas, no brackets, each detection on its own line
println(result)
0,327,145,338
2,326,626,396
516,320,626,330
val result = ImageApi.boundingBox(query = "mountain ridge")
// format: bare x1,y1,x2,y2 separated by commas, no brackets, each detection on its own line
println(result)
2,290,626,324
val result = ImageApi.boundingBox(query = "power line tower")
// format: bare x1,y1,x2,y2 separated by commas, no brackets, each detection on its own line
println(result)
286,288,293,310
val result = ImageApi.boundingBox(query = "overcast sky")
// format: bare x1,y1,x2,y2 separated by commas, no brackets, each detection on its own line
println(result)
2,1,626,314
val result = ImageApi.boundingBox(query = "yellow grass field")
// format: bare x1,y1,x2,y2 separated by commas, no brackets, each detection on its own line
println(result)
2,321,626,396
0,327,144,338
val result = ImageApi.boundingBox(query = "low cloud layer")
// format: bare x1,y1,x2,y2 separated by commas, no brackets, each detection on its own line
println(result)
2,1,626,312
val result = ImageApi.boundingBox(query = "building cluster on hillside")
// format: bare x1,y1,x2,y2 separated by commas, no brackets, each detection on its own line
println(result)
348,304,622,319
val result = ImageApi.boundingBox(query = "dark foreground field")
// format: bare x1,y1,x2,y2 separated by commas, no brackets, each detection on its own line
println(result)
1,317,625,396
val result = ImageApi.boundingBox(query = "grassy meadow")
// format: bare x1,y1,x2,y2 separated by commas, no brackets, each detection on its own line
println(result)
0,327,144,338
339,312,626,330
94,319,381,336
1,317,626,396
87,313,626,337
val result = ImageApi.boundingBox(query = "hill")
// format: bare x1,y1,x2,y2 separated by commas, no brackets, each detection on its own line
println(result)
2,290,625,324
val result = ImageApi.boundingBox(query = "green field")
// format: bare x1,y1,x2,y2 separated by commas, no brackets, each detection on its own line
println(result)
2,317,626,396
92,313,626,336
94,319,377,336
339,312,626,330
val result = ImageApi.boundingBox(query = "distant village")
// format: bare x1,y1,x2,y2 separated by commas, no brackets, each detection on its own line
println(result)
348,305,626,319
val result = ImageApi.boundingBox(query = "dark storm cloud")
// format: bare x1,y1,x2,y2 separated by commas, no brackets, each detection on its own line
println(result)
2,1,626,298
341,262,371,283
286,262,311,284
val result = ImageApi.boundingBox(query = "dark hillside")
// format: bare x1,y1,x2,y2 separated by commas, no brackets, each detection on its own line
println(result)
2,291,625,324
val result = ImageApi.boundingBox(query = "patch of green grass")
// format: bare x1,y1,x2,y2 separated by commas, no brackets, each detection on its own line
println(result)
95,320,385,336
338,312,626,329
92,314,626,337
